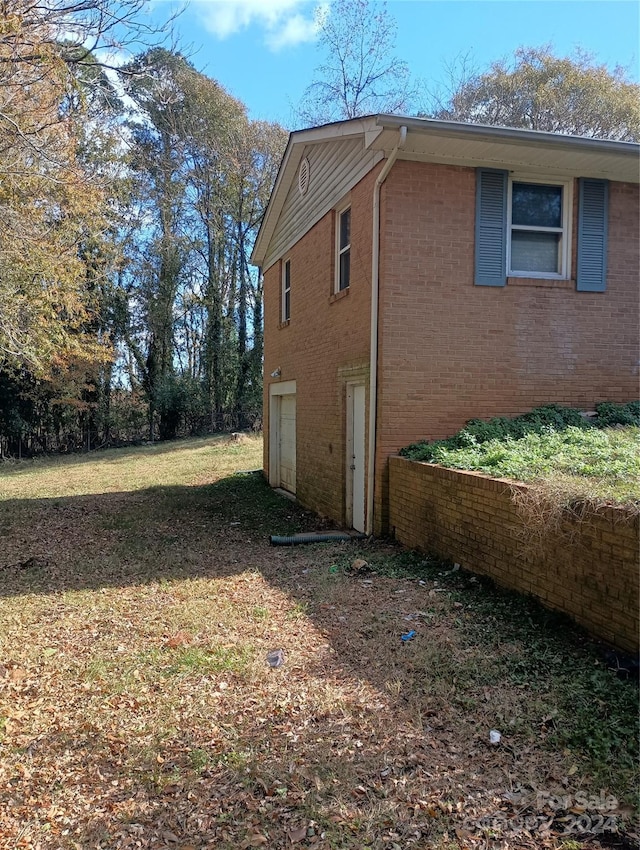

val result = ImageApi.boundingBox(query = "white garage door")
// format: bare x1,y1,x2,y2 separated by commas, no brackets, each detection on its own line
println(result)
279,394,296,493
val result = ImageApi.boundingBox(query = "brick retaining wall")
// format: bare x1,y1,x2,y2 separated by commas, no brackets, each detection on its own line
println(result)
389,456,639,653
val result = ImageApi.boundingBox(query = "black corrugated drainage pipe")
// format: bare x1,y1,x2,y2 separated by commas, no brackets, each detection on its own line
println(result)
269,532,367,546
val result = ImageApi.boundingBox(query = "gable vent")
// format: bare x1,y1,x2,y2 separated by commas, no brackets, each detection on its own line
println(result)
298,157,310,197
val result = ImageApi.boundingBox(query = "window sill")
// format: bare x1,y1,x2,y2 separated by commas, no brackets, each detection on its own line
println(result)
329,287,349,304
507,276,575,290
278,319,290,329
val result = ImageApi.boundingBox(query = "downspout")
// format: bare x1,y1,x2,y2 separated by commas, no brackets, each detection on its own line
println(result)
366,125,407,535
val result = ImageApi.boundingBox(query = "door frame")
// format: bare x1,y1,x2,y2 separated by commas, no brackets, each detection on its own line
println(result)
269,380,296,490
345,381,366,531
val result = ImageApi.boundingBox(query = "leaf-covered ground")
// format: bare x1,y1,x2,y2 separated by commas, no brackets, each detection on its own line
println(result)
0,436,637,850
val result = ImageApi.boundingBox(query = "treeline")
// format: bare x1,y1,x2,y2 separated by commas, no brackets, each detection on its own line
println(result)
3,2,638,458
0,3,286,457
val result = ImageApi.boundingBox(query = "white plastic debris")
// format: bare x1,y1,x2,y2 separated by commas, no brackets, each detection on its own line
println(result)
489,730,502,745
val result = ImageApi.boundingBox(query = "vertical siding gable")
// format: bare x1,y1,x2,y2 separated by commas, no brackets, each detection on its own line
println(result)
263,138,383,270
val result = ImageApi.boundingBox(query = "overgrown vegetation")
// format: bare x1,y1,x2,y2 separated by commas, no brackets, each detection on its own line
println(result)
0,437,637,849
327,544,640,798
400,403,640,505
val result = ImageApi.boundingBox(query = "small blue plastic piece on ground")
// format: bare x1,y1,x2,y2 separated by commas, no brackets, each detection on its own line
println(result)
401,630,416,642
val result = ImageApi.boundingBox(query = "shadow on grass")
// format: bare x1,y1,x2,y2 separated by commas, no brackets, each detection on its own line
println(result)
1,472,638,848
0,472,327,596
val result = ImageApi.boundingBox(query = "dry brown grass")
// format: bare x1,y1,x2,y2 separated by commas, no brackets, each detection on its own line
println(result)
0,437,637,850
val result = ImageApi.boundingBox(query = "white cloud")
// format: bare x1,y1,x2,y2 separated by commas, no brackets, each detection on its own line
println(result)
93,47,131,69
265,12,318,49
195,0,321,50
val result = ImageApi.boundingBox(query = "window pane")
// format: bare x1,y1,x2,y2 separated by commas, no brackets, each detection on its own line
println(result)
512,183,562,228
283,260,291,320
511,230,560,274
339,249,350,290
340,208,351,250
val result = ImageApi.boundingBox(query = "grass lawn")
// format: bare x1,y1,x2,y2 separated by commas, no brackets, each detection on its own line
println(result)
0,435,637,850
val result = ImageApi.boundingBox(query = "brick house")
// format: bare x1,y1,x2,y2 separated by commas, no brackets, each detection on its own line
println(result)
250,115,639,535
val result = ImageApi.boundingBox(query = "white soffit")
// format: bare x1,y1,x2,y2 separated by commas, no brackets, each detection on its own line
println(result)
371,121,640,183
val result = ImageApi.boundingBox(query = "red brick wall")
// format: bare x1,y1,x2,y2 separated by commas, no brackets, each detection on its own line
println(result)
263,155,638,534
389,457,640,653
375,162,639,532
263,166,381,524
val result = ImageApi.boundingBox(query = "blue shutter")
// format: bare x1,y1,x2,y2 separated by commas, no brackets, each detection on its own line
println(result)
475,169,508,287
577,178,609,292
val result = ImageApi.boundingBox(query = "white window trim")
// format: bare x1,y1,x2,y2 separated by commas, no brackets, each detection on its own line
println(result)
281,257,291,322
335,205,351,293
506,174,573,280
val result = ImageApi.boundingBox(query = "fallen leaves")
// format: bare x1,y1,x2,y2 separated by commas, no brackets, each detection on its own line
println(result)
166,631,193,648
0,439,636,850
287,825,308,843
9,666,27,683
243,833,269,847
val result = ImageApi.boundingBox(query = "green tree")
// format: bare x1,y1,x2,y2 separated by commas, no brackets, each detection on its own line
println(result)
121,48,286,438
428,46,640,141
121,49,190,439
179,63,249,431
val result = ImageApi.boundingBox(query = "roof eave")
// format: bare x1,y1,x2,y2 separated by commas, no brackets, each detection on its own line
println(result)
376,113,640,156
251,114,640,268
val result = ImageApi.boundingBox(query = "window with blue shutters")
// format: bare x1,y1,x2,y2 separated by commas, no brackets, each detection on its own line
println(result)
475,169,507,287
475,170,608,291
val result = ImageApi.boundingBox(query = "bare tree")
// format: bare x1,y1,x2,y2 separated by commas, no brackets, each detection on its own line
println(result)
0,1,170,68
295,0,414,127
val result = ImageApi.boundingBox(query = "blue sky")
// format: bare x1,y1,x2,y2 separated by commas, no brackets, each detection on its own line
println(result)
147,0,639,127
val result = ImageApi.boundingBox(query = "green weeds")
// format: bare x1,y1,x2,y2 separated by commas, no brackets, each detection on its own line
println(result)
431,567,639,796
400,403,639,505
286,601,309,620
189,747,211,772
156,644,252,678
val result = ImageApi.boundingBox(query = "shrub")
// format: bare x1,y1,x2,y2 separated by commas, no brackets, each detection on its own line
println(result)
400,404,595,462
594,401,640,427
